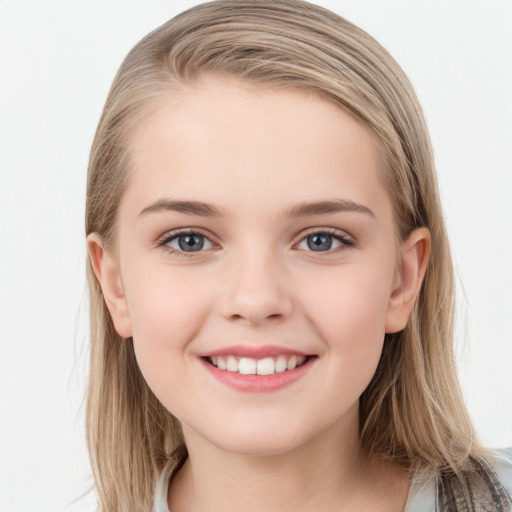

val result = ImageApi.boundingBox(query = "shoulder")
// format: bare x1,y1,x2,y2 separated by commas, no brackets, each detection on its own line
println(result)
437,448,512,511
404,472,436,512
405,448,512,512
488,446,512,498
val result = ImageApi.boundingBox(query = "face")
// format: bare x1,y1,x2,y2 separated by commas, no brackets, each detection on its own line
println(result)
90,77,427,457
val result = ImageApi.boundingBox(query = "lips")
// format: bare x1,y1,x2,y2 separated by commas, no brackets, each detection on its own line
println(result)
199,345,316,392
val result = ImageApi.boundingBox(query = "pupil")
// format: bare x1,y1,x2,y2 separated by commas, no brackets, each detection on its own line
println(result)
178,234,204,252
307,234,332,252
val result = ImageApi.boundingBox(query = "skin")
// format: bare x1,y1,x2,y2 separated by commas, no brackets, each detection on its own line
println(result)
88,77,430,512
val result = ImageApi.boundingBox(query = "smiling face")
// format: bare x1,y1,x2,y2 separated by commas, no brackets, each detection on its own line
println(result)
88,77,429,457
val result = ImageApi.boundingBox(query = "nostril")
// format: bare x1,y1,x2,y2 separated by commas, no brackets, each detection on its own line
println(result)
227,312,284,324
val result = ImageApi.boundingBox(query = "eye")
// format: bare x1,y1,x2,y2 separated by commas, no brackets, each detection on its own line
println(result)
296,230,352,253
159,230,214,254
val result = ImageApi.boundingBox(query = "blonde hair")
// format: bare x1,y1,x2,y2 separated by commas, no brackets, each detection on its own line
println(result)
85,1,481,509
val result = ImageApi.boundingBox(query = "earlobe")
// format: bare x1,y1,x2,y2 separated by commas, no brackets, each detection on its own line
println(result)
87,233,133,338
385,227,431,334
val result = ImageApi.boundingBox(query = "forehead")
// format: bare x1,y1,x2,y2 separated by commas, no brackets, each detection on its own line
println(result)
123,78,391,222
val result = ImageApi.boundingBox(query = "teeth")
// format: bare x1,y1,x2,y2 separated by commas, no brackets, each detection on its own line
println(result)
286,355,297,370
209,354,308,375
239,357,257,375
275,356,287,373
226,356,239,372
257,357,274,375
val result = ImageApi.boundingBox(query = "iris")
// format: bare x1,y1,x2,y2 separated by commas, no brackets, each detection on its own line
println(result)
178,234,204,252
307,233,333,251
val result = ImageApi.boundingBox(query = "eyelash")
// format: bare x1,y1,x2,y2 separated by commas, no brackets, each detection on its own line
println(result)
156,227,354,259
295,228,354,258
156,228,214,259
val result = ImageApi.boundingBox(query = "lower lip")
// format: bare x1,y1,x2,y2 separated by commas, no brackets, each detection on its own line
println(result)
201,357,316,392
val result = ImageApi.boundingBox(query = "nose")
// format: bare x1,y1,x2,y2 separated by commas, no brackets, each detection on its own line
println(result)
220,250,294,326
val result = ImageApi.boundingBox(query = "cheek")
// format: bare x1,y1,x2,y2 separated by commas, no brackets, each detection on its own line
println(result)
297,260,394,387
123,266,212,388
302,262,392,338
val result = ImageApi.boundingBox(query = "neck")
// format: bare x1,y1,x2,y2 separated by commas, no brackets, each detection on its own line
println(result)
168,405,410,512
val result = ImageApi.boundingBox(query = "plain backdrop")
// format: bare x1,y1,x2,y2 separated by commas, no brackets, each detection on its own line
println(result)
1,1,511,510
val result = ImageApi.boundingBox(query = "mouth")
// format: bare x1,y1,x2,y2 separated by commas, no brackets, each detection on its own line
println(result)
199,345,317,392
204,354,313,376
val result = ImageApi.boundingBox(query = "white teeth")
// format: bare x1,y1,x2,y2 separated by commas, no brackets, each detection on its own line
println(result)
286,355,298,370
275,356,287,373
257,357,275,375
209,354,309,375
239,357,257,375
226,356,239,372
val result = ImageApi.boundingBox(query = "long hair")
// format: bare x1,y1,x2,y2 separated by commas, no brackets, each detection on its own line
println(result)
85,1,480,509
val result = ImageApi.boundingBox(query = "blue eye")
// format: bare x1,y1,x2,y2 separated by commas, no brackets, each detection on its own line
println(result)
297,231,349,252
165,233,213,253
306,233,333,251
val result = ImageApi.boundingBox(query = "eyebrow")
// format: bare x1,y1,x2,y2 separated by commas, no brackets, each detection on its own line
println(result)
139,199,225,218
283,199,375,218
138,198,375,219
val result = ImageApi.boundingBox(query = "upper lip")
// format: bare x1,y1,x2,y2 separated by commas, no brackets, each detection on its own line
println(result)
199,344,313,359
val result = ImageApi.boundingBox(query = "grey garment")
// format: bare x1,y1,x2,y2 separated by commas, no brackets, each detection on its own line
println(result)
154,448,512,512
404,448,512,512
436,450,512,512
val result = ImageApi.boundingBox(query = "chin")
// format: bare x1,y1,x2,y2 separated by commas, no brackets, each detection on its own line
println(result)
217,436,305,458
194,420,318,458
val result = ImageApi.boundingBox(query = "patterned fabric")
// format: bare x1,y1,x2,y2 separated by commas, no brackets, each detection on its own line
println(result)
437,455,512,512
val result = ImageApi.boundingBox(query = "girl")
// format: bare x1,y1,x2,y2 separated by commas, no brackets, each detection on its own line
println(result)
85,1,512,511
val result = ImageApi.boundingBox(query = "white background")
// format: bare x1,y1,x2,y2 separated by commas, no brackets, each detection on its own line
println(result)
1,1,511,510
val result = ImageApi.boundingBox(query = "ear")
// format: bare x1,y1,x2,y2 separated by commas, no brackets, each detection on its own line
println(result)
385,227,431,334
87,233,133,338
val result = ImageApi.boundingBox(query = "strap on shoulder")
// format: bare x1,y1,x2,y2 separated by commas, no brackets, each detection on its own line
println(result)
437,456,512,512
